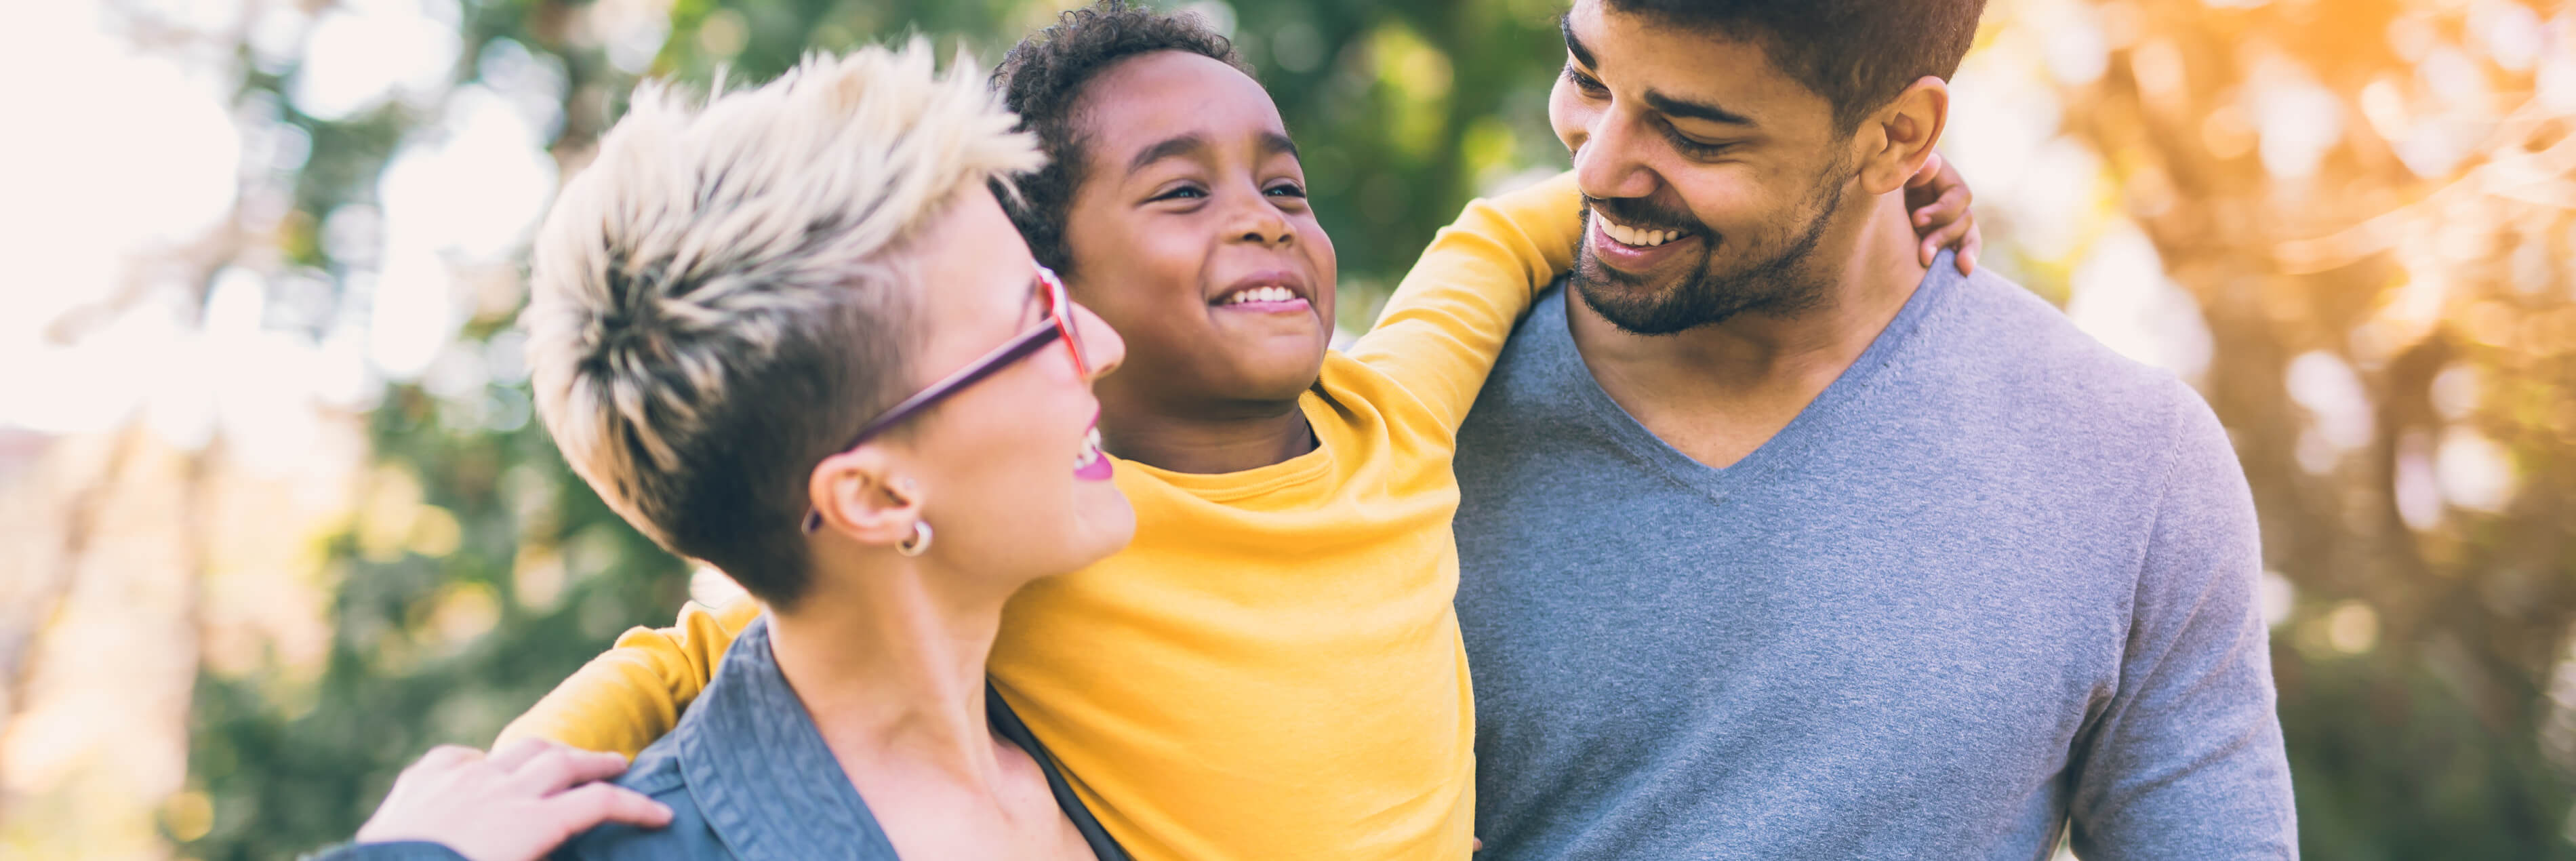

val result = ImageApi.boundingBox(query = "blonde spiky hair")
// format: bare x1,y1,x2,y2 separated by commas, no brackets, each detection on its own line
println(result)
521,41,1043,606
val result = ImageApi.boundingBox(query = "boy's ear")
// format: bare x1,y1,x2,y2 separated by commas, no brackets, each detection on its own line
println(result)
807,445,923,550
1855,76,1951,196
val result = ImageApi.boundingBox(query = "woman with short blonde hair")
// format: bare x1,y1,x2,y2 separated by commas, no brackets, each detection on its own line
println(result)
355,40,1135,861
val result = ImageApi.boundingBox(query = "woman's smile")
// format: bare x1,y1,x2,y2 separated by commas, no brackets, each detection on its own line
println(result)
1075,423,1114,481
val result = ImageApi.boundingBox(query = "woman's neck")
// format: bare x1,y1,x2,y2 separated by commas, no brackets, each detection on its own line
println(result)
765,562,1011,789
1098,395,1315,475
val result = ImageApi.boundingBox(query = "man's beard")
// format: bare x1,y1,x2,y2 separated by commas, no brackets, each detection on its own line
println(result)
1572,161,1853,336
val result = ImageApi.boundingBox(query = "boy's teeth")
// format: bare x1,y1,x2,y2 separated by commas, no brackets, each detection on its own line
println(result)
1224,286,1297,304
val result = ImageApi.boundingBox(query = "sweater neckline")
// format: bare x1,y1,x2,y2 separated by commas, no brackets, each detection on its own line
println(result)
1538,252,1962,506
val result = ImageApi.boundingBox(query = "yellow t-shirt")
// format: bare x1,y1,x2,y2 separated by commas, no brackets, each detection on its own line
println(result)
496,172,1583,860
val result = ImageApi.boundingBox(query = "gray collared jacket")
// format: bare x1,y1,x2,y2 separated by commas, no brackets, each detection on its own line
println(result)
550,615,1129,860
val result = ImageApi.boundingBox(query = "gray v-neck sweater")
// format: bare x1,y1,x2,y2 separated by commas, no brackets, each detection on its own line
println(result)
1453,254,2295,860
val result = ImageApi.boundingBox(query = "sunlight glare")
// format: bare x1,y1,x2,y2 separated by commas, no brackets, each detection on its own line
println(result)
294,0,462,121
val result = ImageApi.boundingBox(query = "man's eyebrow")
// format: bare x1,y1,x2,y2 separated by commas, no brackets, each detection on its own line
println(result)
1559,12,1756,128
1126,132,1209,175
1643,89,1756,127
1559,14,1598,70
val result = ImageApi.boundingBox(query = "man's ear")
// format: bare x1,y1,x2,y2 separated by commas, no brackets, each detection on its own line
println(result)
1856,76,1951,196
807,445,923,550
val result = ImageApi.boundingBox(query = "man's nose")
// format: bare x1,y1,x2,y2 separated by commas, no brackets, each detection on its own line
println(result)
1572,112,1662,203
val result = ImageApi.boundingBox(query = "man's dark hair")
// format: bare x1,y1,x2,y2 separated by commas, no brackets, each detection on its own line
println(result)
991,0,1251,275
1601,0,1988,132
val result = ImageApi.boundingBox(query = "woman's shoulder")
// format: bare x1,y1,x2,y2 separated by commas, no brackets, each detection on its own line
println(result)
546,786,729,861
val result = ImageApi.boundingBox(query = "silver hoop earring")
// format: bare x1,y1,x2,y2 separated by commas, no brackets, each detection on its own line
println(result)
897,520,933,557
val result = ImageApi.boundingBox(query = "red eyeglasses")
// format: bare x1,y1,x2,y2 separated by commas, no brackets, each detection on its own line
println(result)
802,264,1090,534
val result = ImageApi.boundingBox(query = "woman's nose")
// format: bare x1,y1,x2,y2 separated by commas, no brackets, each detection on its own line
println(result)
1070,301,1125,381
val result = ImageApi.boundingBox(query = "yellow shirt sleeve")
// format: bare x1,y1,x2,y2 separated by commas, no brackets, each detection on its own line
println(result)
493,595,763,758
1344,170,1583,432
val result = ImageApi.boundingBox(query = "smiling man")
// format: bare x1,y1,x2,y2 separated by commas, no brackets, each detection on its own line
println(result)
1449,1,2298,859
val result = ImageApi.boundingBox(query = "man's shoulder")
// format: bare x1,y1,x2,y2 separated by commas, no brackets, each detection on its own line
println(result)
1928,268,2180,390
1910,266,2215,449
1462,284,1577,420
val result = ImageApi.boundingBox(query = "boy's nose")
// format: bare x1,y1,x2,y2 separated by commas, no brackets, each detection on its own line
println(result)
1228,199,1295,247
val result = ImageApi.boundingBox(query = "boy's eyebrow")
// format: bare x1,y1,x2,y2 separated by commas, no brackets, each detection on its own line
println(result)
1127,133,1209,175
1125,131,1302,174
1259,132,1300,161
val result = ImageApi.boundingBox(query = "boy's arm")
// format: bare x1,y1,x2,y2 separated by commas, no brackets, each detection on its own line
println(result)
1346,158,1977,433
495,597,763,758
1345,171,1583,433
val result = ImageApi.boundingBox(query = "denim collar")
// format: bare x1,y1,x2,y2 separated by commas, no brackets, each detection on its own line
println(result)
673,616,902,861
669,616,1127,861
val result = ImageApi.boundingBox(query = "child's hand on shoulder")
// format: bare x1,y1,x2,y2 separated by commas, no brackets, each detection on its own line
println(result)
1905,151,1981,275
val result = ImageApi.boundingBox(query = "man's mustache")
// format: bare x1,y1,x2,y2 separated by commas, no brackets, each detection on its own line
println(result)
1583,195,1708,236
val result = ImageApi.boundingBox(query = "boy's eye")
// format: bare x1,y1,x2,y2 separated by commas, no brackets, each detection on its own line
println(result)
1264,181,1307,199
1150,184,1208,202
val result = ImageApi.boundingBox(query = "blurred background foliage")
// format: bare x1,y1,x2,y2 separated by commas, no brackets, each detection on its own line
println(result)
0,0,2571,858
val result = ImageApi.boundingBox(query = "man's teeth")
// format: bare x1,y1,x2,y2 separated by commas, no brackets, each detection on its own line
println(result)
1220,285,1298,305
1600,219,1686,247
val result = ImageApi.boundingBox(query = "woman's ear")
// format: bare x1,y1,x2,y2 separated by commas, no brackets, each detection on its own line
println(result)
806,445,925,550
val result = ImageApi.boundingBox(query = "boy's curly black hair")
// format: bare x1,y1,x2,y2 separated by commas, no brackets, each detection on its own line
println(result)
992,0,1251,275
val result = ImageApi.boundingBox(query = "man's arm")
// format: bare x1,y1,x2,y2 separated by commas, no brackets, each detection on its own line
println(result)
495,597,763,757
2068,384,2297,859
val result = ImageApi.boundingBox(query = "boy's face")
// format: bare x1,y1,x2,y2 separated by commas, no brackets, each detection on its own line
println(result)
1059,51,1337,415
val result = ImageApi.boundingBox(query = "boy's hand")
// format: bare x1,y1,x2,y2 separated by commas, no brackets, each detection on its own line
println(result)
1905,151,1981,275
355,739,673,861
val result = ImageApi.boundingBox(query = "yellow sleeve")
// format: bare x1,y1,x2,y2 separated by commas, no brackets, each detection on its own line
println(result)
493,595,763,758
1344,170,1583,433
